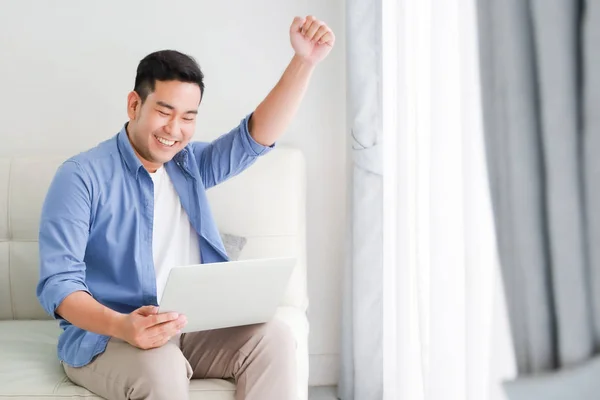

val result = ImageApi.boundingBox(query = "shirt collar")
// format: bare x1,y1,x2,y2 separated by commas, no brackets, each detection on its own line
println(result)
117,123,144,178
117,123,194,179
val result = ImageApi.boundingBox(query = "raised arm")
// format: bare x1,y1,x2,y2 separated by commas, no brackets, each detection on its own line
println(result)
249,16,336,146
194,16,335,188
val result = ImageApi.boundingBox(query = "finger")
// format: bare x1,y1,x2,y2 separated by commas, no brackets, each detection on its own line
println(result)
146,322,172,339
135,325,173,349
291,16,305,33
319,31,335,46
147,315,187,336
147,324,180,344
300,16,315,35
313,25,329,44
147,332,171,349
305,18,322,41
142,311,180,328
301,15,316,35
136,305,158,316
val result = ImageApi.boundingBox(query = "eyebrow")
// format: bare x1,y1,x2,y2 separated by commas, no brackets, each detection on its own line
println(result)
156,100,198,115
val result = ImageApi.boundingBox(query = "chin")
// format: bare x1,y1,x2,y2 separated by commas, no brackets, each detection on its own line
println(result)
150,145,179,161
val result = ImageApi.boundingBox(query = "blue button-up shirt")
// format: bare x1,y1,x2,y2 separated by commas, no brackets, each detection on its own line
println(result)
36,114,273,367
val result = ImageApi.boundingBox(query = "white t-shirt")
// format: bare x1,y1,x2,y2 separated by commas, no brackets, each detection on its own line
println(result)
149,166,201,303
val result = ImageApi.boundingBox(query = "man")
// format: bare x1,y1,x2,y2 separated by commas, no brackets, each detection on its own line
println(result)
36,16,334,400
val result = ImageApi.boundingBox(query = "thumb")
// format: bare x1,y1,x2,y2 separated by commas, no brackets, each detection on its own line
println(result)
291,16,306,33
137,305,158,316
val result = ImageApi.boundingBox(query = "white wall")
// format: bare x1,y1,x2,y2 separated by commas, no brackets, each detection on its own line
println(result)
0,0,345,385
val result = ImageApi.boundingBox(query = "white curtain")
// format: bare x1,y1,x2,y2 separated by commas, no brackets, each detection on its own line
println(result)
339,0,383,398
382,0,515,399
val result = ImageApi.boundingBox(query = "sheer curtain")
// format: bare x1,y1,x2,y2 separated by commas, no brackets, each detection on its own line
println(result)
382,0,515,399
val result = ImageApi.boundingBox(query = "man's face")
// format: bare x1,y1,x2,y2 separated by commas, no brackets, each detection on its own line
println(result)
126,80,201,172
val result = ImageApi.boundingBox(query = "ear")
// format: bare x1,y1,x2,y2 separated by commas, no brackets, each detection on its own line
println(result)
127,91,142,120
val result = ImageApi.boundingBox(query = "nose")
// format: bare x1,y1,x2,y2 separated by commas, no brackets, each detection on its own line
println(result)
164,118,180,137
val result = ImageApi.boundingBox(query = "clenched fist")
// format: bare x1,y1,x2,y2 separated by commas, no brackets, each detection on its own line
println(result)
290,16,335,66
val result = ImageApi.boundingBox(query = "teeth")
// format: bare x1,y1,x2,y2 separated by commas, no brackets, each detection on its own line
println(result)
156,136,175,146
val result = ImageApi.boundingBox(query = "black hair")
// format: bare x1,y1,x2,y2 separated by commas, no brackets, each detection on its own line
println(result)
134,50,205,103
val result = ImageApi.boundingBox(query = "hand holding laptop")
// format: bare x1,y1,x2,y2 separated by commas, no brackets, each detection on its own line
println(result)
113,305,188,350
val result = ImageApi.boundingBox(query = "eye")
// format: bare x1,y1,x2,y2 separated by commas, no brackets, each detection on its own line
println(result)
182,117,195,122
158,110,169,116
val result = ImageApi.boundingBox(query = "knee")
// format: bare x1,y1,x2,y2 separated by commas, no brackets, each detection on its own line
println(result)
259,319,297,365
131,345,191,399
135,366,189,399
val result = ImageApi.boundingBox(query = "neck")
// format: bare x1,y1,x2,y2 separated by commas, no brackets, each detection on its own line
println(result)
125,122,162,173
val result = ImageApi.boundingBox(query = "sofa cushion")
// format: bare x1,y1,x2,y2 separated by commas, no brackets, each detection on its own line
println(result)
220,232,247,261
0,320,235,400
0,307,308,400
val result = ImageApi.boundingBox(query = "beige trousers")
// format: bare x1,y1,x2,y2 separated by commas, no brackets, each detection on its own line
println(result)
62,320,297,400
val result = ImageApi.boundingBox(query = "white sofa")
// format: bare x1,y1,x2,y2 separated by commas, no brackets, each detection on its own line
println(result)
0,148,309,400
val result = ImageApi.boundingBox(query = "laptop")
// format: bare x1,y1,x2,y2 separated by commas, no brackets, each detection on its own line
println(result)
158,257,296,333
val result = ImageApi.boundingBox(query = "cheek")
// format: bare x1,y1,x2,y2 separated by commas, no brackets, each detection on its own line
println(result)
181,125,196,143
144,119,166,139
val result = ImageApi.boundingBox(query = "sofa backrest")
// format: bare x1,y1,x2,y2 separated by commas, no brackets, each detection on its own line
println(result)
0,148,307,320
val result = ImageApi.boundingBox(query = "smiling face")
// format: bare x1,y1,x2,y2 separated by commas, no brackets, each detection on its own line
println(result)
126,80,202,172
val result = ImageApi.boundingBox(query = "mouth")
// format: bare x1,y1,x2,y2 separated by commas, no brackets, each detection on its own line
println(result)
154,135,177,148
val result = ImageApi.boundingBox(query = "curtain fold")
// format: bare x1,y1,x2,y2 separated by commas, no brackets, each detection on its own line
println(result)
338,0,383,398
477,0,600,398
341,0,510,399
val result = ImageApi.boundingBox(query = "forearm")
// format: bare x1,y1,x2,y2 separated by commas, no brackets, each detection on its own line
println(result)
250,54,315,146
56,291,124,338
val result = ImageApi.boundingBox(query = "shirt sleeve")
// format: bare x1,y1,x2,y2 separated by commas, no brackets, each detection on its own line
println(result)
36,160,92,320
190,113,275,189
